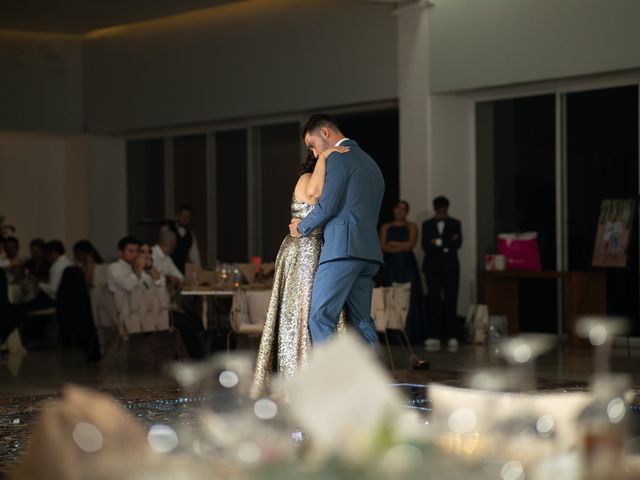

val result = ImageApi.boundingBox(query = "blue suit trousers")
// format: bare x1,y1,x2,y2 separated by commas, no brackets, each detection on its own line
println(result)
308,258,380,346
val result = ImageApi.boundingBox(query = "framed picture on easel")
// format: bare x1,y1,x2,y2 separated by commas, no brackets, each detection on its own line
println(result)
592,198,636,268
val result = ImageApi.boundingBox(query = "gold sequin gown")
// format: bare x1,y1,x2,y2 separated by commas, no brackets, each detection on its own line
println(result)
251,196,345,399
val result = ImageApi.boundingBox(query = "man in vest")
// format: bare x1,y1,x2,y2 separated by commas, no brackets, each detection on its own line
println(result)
169,205,202,274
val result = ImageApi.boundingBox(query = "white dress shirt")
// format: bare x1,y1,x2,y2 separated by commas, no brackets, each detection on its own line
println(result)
107,259,163,294
175,225,202,267
152,245,184,283
39,254,73,300
437,220,445,236
142,271,166,289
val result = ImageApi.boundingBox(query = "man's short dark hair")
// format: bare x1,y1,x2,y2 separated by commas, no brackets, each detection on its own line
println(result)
302,114,341,139
177,205,193,214
433,196,450,209
30,238,45,249
117,235,141,252
4,236,19,248
44,240,65,256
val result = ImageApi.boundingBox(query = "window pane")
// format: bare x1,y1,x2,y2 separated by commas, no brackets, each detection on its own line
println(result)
476,95,556,333
258,123,300,261
173,134,209,266
566,85,639,332
216,129,248,263
334,109,399,224
126,139,165,244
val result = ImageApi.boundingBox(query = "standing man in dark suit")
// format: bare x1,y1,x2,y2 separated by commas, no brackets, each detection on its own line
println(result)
422,196,462,351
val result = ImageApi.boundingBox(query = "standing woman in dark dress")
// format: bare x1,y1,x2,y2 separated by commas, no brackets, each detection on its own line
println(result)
379,200,426,345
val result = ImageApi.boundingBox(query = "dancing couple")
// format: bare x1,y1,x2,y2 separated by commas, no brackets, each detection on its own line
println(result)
251,114,385,398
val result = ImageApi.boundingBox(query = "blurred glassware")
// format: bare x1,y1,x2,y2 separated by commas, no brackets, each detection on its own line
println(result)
485,315,508,365
576,316,631,479
485,315,507,345
168,353,295,470
622,436,640,477
577,373,630,480
232,264,241,289
500,334,555,392
576,316,628,378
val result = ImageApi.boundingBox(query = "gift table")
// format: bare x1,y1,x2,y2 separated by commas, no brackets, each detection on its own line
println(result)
481,270,606,346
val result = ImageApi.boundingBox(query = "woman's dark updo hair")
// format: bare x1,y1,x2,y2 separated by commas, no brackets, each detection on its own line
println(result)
396,200,410,213
73,240,104,264
298,150,318,176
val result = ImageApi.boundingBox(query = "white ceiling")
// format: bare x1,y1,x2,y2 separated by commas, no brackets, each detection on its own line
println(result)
0,0,246,34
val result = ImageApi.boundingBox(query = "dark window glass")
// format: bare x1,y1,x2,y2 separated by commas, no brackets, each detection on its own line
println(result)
258,123,300,261
126,139,165,244
216,129,248,262
476,95,557,333
566,85,639,333
173,134,208,265
333,109,399,224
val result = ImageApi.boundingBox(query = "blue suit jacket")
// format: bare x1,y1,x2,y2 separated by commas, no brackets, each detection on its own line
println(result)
297,140,385,264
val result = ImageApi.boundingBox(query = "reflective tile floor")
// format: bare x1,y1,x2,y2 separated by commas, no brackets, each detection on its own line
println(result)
1,337,639,471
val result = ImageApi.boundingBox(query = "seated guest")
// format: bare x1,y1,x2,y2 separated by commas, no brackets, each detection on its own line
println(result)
24,238,49,281
2,236,26,282
56,264,102,361
0,268,19,344
39,241,74,303
73,240,105,287
0,234,6,268
0,226,17,269
107,236,163,294
109,237,204,359
1,224,16,238
139,242,168,289
152,227,184,287
16,240,72,346
146,237,204,360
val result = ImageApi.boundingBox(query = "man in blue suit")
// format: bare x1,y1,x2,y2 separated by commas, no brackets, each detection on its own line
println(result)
289,114,385,345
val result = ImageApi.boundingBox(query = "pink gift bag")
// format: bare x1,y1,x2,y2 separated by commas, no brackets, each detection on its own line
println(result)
497,232,542,271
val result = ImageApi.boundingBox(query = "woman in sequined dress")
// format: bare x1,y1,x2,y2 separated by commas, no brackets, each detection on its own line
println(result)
251,146,349,399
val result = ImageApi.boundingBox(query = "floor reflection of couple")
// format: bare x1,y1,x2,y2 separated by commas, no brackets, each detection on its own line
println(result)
251,114,385,398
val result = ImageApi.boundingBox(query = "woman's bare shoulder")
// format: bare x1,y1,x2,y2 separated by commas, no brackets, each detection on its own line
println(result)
294,174,315,204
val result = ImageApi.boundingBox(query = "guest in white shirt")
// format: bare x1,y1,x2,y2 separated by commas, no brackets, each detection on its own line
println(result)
152,227,184,287
168,205,202,274
107,236,163,294
109,236,205,359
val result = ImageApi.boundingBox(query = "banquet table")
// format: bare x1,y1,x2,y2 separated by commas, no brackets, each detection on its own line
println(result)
180,288,236,330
